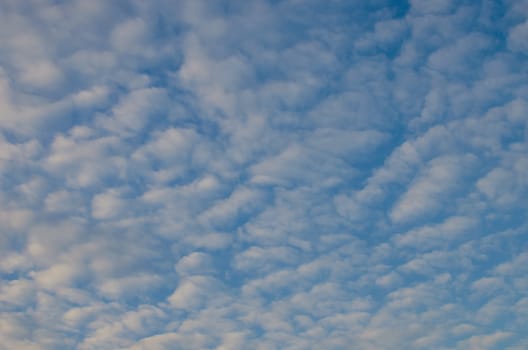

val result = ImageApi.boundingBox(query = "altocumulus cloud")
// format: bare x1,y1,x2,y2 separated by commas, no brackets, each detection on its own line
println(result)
0,0,527,349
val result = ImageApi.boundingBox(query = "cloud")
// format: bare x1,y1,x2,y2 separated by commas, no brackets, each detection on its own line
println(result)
508,20,528,54
91,188,127,220
0,0,527,349
394,215,478,250
390,154,479,224
175,252,215,276
168,275,224,311
97,87,170,135
462,331,513,350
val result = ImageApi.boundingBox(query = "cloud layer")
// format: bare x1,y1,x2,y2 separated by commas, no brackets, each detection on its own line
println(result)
1,0,527,349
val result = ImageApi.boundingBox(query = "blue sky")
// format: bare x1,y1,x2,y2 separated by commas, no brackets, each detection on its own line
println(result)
0,0,527,349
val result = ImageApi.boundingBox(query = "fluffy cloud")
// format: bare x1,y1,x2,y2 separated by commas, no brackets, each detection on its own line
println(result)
0,0,527,349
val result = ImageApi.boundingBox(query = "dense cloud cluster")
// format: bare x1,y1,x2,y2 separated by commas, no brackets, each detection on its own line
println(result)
1,0,527,349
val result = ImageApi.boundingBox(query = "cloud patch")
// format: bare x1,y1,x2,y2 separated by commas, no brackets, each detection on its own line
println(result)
0,0,527,349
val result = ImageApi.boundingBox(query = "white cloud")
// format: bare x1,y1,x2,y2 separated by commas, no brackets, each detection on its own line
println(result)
32,262,84,290
199,186,268,229
126,332,211,350
175,252,214,276
233,246,300,273
72,85,110,109
110,18,150,54
91,189,127,220
0,279,35,308
19,60,63,89
45,189,84,214
97,87,169,135
427,33,493,76
508,20,528,54
461,331,513,350
168,276,223,310
390,154,478,223
394,215,477,250
97,274,164,300
0,0,527,349
44,132,126,188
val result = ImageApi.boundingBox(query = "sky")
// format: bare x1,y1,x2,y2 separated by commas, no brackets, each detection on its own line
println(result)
0,0,527,349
